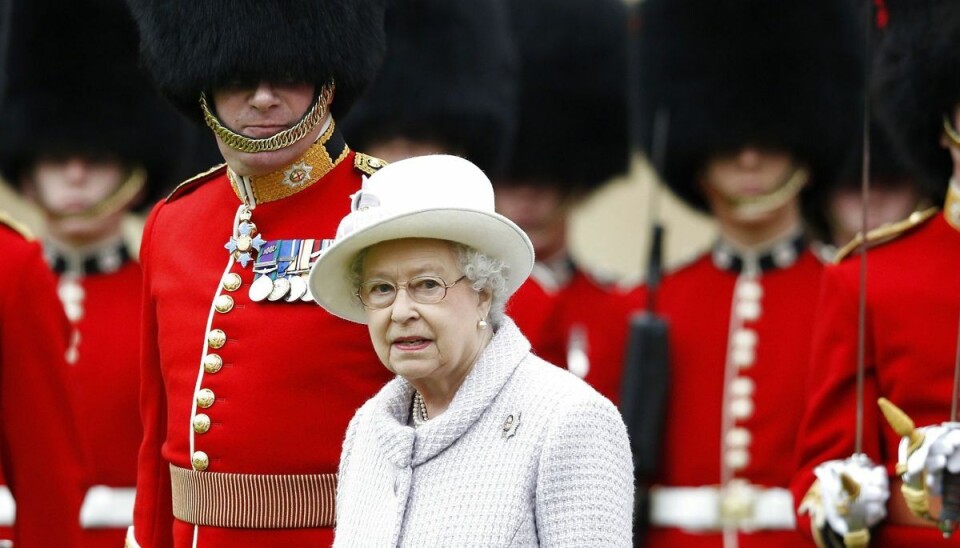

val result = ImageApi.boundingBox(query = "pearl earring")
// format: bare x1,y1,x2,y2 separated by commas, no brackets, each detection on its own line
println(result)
478,319,488,330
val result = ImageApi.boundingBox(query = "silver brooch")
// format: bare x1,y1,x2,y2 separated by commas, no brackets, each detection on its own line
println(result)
502,413,521,439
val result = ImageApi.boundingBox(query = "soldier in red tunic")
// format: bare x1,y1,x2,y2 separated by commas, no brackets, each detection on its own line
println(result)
123,1,393,546
0,214,86,547
493,0,634,403
793,2,960,545
0,1,188,545
632,0,862,545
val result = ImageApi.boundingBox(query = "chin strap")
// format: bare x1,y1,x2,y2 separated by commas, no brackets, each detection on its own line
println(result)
201,83,334,154
722,165,810,219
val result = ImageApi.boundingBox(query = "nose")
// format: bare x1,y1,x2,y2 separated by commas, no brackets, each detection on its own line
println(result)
63,157,90,185
249,82,281,111
735,147,762,169
390,287,420,323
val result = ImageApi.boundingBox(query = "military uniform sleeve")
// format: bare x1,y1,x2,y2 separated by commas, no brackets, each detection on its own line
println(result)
791,264,883,540
132,203,174,547
535,397,634,547
1,237,86,547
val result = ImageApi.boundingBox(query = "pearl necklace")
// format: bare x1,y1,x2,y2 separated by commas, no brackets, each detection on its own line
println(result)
412,391,429,428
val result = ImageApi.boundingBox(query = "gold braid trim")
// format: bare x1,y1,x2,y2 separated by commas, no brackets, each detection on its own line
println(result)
843,528,870,548
227,120,349,204
201,84,334,153
944,115,960,148
900,481,933,521
834,207,939,263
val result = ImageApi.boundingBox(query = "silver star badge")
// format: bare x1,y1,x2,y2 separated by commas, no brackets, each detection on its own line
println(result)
282,161,313,188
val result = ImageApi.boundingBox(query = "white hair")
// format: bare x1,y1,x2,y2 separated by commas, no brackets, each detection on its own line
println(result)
348,240,510,328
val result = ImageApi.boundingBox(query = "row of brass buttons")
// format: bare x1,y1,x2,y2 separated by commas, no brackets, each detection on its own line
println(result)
193,273,244,471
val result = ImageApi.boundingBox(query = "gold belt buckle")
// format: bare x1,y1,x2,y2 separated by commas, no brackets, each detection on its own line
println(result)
719,479,756,528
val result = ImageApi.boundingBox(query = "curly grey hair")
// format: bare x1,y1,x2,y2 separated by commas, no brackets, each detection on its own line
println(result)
349,240,511,328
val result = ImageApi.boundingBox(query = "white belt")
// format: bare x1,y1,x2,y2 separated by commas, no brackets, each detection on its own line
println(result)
649,483,796,532
80,485,136,528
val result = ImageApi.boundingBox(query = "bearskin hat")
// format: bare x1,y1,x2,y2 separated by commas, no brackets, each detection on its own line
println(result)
126,0,387,123
873,0,960,196
637,0,863,212
0,0,183,199
501,0,631,193
342,0,518,176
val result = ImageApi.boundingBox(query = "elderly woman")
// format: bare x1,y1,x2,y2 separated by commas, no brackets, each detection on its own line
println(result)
308,155,633,546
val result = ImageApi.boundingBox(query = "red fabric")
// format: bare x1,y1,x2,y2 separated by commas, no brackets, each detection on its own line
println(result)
62,261,143,547
792,212,960,545
133,152,394,547
536,270,638,404
636,251,823,547
0,226,85,547
508,277,554,352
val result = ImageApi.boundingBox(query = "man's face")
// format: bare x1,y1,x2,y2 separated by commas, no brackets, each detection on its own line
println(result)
700,147,799,225
26,155,128,243
941,106,960,174
701,147,794,200
829,182,920,247
366,138,453,164
211,81,321,176
494,184,568,261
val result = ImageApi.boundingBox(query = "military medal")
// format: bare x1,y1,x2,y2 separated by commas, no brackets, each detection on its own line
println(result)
267,277,291,301
249,240,280,302
224,207,267,268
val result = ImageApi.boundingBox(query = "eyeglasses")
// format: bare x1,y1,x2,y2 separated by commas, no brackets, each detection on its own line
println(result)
357,275,468,309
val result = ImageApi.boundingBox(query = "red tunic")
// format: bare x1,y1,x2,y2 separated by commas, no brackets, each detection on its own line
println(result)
0,221,85,547
792,209,958,546
54,253,142,548
638,243,822,548
132,140,394,546
534,269,637,404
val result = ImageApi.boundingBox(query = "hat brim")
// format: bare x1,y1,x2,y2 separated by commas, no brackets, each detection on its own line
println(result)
308,207,534,324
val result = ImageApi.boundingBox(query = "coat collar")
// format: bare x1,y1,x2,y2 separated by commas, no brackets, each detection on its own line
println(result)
370,317,531,468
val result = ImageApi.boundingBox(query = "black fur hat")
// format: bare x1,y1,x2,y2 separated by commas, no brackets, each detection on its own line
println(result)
342,0,518,176
501,0,631,192
0,0,183,199
873,0,960,195
126,0,387,122
637,0,863,212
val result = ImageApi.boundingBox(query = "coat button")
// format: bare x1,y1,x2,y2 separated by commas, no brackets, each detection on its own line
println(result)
193,413,211,434
192,451,210,471
222,273,242,292
208,329,227,349
214,295,235,314
203,354,223,374
196,388,216,409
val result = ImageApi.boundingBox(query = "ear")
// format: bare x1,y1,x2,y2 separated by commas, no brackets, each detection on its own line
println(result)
477,287,493,319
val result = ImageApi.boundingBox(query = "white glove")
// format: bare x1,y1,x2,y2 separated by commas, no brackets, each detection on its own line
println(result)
901,423,960,495
812,454,889,535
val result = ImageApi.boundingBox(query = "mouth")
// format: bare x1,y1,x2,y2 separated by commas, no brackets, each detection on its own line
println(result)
391,336,433,352
241,125,288,138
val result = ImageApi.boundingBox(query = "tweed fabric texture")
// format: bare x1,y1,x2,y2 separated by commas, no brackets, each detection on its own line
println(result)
334,318,633,547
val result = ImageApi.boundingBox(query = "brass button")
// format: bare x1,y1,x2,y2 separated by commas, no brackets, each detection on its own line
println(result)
222,273,242,292
214,295,234,314
203,354,223,374
207,329,226,349
196,388,216,409
193,413,211,434
192,451,209,471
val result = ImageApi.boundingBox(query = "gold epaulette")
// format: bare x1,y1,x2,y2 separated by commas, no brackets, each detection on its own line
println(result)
165,163,227,203
353,153,388,177
0,211,35,240
834,207,939,263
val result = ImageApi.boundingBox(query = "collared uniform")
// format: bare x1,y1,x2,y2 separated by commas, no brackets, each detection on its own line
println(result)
792,205,959,545
131,127,395,547
511,262,637,405
0,215,85,547
48,239,142,547
636,234,821,547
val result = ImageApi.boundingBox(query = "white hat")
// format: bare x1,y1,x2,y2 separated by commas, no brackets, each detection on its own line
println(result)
308,154,535,324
